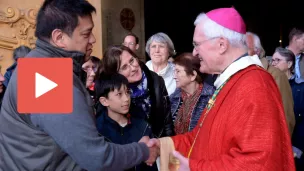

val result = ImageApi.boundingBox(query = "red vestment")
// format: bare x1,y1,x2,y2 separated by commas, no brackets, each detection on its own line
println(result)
172,65,295,171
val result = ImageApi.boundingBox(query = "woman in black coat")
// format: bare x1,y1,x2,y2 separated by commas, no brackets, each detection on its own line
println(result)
98,45,175,137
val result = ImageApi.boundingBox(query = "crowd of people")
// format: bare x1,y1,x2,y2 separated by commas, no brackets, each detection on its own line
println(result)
0,0,303,170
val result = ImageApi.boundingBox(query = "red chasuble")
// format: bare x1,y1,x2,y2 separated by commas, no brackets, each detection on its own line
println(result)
172,65,295,171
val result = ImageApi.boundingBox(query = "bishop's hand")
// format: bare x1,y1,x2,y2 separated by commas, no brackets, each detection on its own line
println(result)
172,150,190,171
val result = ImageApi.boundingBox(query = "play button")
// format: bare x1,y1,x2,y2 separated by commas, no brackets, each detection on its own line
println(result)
35,72,58,98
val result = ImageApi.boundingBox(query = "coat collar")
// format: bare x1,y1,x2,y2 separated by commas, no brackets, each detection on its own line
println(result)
146,60,174,77
214,54,263,89
35,39,85,77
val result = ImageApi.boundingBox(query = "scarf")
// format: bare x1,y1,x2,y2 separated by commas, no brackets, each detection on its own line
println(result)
174,84,203,134
129,71,151,117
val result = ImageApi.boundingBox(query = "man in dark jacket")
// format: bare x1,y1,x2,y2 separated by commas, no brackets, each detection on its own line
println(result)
0,0,156,170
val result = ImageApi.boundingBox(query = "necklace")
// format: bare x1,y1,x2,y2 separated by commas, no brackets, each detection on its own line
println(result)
187,79,229,158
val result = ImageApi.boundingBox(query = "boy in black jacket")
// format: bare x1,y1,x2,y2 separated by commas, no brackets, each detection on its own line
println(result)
95,73,158,171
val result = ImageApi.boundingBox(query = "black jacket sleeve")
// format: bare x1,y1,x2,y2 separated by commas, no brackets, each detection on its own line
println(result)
158,76,175,137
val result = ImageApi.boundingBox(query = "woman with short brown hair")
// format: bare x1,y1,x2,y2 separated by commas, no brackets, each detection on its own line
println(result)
170,53,215,134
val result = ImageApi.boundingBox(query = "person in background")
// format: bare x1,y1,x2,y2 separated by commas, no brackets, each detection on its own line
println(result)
145,32,176,95
100,45,175,138
95,73,158,171
170,53,214,134
4,45,31,87
246,32,295,136
123,33,139,53
272,47,304,170
0,0,157,170
82,56,100,100
272,47,295,79
0,66,5,109
287,28,304,82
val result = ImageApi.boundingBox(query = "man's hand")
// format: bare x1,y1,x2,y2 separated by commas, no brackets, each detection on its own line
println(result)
145,138,160,166
146,146,158,166
138,136,150,144
138,137,158,166
147,138,160,148
172,150,190,171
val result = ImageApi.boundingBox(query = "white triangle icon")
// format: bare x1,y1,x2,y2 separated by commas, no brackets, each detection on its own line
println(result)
35,72,58,98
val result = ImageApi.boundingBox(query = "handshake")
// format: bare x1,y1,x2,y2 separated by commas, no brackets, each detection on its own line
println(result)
138,136,160,166
138,136,190,171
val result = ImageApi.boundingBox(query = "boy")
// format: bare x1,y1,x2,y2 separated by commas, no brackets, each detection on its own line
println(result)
95,73,158,171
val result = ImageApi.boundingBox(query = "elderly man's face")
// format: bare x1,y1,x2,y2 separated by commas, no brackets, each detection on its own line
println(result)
192,23,219,74
0,72,5,93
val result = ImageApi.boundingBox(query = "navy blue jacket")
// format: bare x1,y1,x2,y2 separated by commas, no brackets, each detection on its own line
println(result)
96,108,158,171
290,78,304,152
3,62,17,88
170,82,215,131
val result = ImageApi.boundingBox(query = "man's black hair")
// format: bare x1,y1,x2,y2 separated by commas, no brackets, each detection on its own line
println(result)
95,73,129,99
35,0,96,40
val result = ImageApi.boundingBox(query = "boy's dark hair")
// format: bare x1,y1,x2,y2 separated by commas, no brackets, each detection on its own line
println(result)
35,0,96,40
95,73,129,99
123,33,139,44
13,46,31,61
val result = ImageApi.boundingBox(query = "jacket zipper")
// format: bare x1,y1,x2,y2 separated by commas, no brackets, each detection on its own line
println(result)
142,123,149,136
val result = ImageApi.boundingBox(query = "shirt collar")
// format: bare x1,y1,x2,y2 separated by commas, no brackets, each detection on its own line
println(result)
296,54,302,59
147,61,174,77
214,54,263,89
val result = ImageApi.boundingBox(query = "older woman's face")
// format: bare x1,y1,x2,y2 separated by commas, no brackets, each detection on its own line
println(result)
82,59,97,88
174,64,194,89
271,52,290,72
119,50,142,83
149,41,169,65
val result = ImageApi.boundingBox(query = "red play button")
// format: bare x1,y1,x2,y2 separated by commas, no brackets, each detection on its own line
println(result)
17,58,73,114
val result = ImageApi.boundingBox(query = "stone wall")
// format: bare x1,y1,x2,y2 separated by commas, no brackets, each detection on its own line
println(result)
101,0,146,61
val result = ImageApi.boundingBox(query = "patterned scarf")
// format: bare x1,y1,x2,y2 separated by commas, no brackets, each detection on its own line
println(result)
129,71,151,117
174,84,203,134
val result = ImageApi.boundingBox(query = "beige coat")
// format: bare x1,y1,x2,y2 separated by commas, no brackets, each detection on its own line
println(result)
260,58,295,136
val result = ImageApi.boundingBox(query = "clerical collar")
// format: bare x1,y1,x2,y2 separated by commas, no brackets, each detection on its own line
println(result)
214,54,263,89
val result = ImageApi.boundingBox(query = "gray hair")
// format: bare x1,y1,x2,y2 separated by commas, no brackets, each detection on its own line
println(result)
246,32,265,58
13,45,31,61
194,13,247,48
145,32,176,57
275,47,295,71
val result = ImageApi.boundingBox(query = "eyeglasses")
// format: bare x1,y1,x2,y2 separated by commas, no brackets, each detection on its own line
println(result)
271,58,286,65
119,57,138,73
122,42,136,46
193,37,219,49
82,66,98,73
